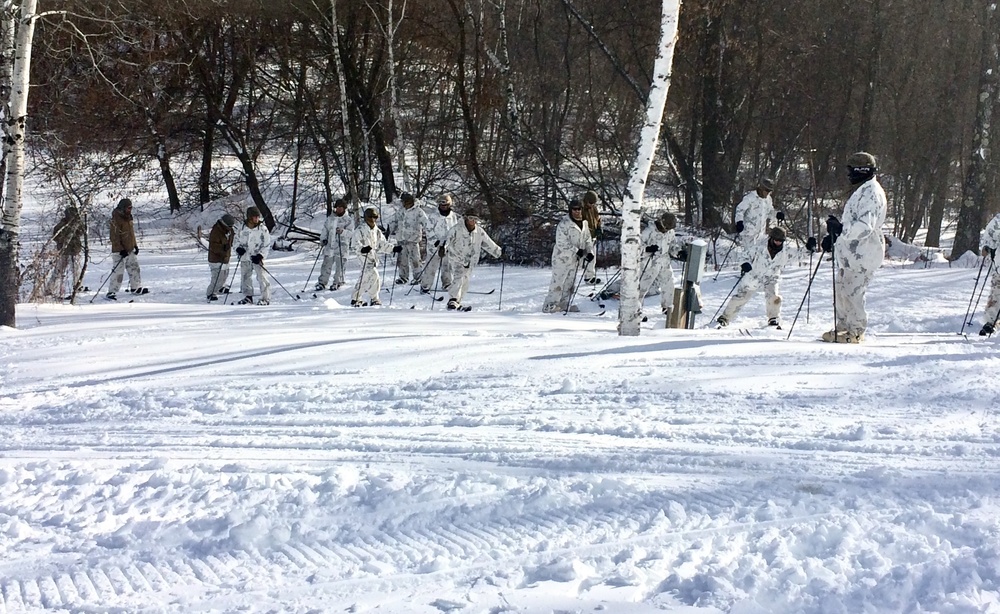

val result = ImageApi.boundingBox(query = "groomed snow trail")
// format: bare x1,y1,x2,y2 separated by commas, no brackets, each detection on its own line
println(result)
2,262,1000,613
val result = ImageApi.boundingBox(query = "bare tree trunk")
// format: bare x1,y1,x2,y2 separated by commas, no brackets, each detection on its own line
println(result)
619,0,681,337
953,0,1000,258
0,0,37,328
330,0,361,210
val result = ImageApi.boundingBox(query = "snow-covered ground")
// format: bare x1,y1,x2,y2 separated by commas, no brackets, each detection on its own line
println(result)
3,215,1000,613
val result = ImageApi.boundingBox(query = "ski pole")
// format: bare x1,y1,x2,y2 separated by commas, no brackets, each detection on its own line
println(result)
223,253,243,305
430,255,442,309
962,253,991,334
563,256,589,315
831,241,839,342
89,256,125,303
785,250,826,340
353,249,371,304
302,243,324,292
708,271,745,324
407,250,439,296
259,263,301,301
388,252,400,306
591,267,622,301
712,234,738,282
498,253,505,310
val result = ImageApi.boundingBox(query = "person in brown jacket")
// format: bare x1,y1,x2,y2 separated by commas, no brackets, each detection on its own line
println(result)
107,197,145,300
46,205,86,297
207,213,236,301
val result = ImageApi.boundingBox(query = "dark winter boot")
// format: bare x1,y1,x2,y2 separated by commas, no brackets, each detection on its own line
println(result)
980,322,995,336
447,298,460,310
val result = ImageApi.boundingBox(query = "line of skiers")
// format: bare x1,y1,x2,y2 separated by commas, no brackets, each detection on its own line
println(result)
203,195,502,310
61,150,1000,341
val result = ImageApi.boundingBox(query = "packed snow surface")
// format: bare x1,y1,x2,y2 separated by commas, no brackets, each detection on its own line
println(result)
3,228,1000,613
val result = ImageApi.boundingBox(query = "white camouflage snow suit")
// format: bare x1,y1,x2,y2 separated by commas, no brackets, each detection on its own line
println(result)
719,232,789,324
639,222,683,314
390,203,429,284
420,208,460,293
977,213,1000,333
351,219,395,305
236,219,272,304
829,177,887,341
542,215,594,313
444,220,501,307
318,209,355,290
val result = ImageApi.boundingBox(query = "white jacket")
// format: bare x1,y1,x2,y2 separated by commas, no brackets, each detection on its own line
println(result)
320,212,355,255
351,223,394,263
734,190,776,239
835,177,887,272
640,223,681,267
446,223,501,269
551,216,593,263
743,235,789,285
390,205,429,244
236,223,270,259
428,209,460,247
981,213,1000,253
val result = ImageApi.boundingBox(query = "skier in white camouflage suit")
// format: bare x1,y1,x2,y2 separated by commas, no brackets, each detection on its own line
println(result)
717,227,790,328
444,208,501,310
639,211,684,319
420,194,460,294
389,193,428,285
821,151,887,343
733,178,778,245
542,199,595,313
976,212,1000,335
235,206,271,305
316,198,354,291
351,207,398,306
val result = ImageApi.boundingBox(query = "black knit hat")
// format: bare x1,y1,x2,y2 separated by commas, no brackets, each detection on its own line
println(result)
221,214,236,228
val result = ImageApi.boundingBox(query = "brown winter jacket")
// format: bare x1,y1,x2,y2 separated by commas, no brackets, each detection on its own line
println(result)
53,209,84,255
109,207,137,252
208,220,234,264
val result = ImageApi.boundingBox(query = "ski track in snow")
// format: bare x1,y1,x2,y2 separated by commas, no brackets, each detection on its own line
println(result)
3,244,1000,612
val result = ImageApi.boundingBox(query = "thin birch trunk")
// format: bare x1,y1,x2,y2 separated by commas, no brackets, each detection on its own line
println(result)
618,0,681,337
0,0,37,328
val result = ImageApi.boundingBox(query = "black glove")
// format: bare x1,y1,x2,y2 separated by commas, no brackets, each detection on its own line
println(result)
360,245,372,254
250,254,263,265
584,253,595,263
133,246,140,255
393,244,403,254
576,248,587,259
322,239,328,246
826,215,843,239
118,249,128,258
677,249,687,262
236,246,246,257
735,220,745,234
821,235,833,253
806,237,817,252
438,245,446,258
776,211,785,221
740,262,752,275
645,245,659,254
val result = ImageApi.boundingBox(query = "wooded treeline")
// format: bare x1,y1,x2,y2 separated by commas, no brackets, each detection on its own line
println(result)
25,0,997,254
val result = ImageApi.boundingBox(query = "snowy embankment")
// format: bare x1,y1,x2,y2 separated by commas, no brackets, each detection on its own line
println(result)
2,240,1000,613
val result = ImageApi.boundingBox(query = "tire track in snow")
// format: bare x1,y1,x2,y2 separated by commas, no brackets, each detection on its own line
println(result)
0,482,832,611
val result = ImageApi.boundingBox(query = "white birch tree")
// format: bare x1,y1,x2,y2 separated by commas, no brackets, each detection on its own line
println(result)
618,0,681,336
0,0,37,328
